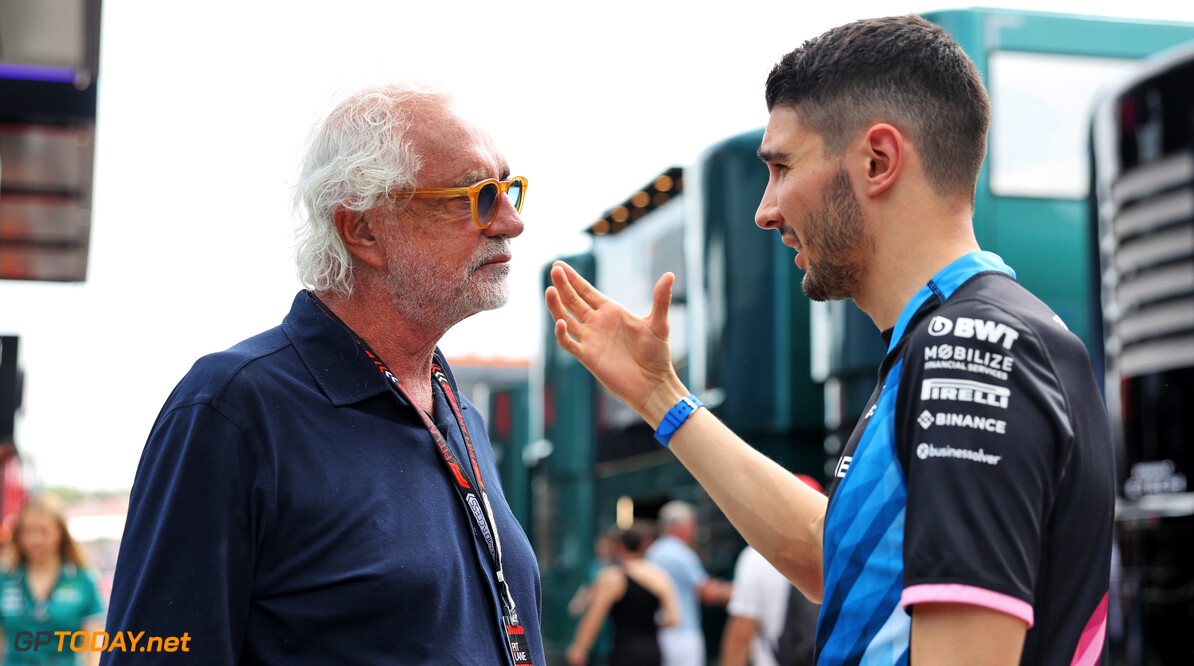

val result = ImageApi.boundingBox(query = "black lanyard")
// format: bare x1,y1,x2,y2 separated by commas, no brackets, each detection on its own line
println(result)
310,294,533,665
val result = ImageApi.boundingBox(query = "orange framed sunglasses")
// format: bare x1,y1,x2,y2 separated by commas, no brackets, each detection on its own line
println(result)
388,176,528,228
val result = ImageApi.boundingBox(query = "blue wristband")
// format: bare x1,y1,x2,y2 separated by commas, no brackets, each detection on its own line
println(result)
654,394,704,447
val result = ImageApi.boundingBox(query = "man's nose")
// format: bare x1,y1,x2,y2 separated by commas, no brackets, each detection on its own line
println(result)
755,185,784,230
485,193,525,238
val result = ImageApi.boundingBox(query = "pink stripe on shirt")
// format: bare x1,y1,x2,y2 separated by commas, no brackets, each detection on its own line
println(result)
901,584,1034,628
1069,592,1108,666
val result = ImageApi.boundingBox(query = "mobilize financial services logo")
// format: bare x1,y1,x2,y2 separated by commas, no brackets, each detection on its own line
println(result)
927,315,1020,350
923,344,1015,383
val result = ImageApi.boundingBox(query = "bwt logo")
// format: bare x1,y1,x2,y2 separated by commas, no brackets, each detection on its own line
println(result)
926,316,1020,350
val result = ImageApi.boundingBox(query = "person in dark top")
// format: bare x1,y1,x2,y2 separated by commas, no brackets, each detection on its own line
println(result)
104,83,543,664
545,14,1113,666
566,526,680,666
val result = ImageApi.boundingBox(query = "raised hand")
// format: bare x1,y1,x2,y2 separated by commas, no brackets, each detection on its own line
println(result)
547,263,829,599
544,261,689,426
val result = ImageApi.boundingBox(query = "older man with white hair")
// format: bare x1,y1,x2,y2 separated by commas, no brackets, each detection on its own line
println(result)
646,500,732,666
104,84,542,665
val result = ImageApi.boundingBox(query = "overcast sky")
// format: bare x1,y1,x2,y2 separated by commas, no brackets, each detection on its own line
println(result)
3,0,1193,492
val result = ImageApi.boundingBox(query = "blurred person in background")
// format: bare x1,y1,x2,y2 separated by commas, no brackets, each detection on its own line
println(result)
645,501,732,666
568,527,617,617
0,495,104,666
568,527,619,664
566,524,680,666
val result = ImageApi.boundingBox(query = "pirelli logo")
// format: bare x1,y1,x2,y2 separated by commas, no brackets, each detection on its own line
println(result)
920,378,1010,409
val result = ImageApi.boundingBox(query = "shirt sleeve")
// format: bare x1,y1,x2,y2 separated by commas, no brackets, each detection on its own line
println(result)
102,400,267,664
726,548,765,620
684,546,710,590
895,302,1070,628
81,569,105,622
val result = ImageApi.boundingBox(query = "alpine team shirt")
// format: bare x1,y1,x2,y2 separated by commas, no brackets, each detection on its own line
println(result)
817,251,1114,665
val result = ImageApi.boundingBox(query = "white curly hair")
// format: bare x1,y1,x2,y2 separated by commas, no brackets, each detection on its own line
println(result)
292,82,450,297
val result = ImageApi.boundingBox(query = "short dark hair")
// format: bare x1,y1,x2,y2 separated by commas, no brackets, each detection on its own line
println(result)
764,15,990,202
618,525,648,553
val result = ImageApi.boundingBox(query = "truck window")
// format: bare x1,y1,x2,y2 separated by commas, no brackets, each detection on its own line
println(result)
989,50,1137,199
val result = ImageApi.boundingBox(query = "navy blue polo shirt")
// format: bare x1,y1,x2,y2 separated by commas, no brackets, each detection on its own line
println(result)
103,291,544,665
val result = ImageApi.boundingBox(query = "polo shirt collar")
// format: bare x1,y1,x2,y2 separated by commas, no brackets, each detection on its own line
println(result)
886,251,1016,354
281,291,465,409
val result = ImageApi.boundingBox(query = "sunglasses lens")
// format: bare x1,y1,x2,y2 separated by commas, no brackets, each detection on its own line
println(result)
507,179,525,213
476,182,500,226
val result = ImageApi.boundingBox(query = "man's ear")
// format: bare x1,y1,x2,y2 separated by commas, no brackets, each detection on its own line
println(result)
333,204,386,267
860,123,903,198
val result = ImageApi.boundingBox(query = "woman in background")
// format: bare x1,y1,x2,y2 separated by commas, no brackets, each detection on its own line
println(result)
0,496,104,665
566,524,680,666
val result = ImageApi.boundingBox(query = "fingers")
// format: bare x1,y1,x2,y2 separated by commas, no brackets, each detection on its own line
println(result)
549,261,607,320
546,285,592,356
552,314,583,358
546,261,612,364
545,261,602,346
544,284,573,330
544,265,586,327
649,272,676,337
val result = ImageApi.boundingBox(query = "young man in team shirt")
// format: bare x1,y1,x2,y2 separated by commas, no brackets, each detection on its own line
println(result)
545,15,1113,665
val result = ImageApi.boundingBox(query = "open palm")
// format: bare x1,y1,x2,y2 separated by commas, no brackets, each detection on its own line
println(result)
544,261,684,421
